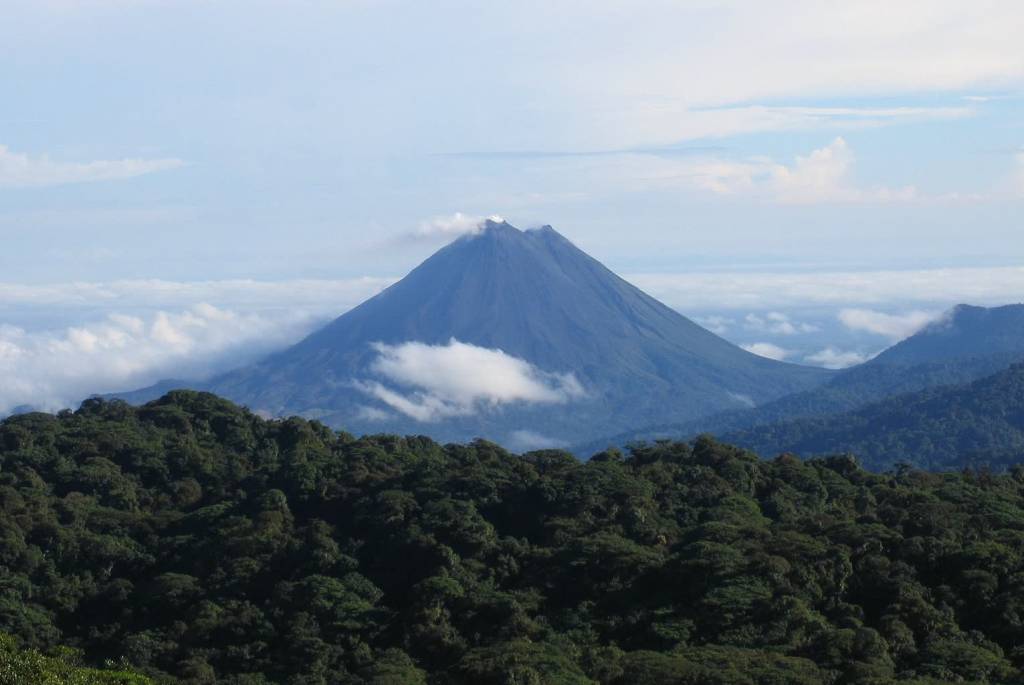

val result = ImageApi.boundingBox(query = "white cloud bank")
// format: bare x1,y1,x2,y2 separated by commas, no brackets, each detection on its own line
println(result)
0,304,320,416
356,339,585,422
627,266,1024,312
0,144,184,188
0,277,393,313
11,270,1018,323
1,266,1018,405
838,308,942,340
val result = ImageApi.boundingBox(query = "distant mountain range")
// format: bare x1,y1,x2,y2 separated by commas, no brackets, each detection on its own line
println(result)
724,362,1024,471
117,220,830,446
576,303,1024,456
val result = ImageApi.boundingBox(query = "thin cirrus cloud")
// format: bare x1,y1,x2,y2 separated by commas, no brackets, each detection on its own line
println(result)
602,104,975,149
0,303,320,416
593,3,1022,101
4,2,1021,155
0,144,184,188
537,0,1021,149
443,106,971,159
355,338,586,422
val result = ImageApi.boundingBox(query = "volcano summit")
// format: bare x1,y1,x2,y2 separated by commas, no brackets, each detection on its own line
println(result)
122,220,831,447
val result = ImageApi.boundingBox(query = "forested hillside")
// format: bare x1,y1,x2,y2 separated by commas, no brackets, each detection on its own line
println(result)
0,633,150,684
3,392,1024,683
573,353,1020,457
726,362,1024,471
575,304,1024,456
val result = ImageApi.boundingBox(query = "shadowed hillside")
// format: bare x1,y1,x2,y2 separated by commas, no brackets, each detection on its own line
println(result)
724,362,1024,471
577,303,1024,456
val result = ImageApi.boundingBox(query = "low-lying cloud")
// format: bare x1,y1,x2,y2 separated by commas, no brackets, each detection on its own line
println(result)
5,268,1022,322
3,267,1020,403
0,277,393,310
627,266,1024,312
804,347,876,369
838,308,942,340
356,339,585,422
505,429,568,452
0,304,320,416
743,311,818,336
741,342,793,361
694,315,733,335
0,144,184,188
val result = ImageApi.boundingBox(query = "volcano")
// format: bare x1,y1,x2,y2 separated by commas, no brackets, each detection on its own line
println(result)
122,220,832,447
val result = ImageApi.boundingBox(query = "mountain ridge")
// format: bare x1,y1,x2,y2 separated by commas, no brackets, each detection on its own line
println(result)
723,361,1024,471
575,302,1024,455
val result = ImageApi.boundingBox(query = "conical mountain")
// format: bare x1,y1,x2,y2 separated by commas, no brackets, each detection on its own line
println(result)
134,220,832,446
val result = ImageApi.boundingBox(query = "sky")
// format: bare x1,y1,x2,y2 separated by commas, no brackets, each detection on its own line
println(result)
1,0,1023,413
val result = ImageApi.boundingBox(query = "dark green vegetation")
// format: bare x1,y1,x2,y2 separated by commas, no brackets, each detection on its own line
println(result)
118,219,829,446
725,362,1024,471
4,392,1024,683
0,633,150,684
577,304,1024,458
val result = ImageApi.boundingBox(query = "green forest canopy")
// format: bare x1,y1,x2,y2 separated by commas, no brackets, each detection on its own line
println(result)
0,632,150,684
1,391,1024,684
725,362,1024,471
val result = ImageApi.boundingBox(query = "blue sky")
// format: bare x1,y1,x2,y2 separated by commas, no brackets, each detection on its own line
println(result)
1,0,1023,411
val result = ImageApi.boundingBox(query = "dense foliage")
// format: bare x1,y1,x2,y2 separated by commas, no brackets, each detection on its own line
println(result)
726,362,1024,471
0,633,149,684
574,353,1023,458
3,391,1024,683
